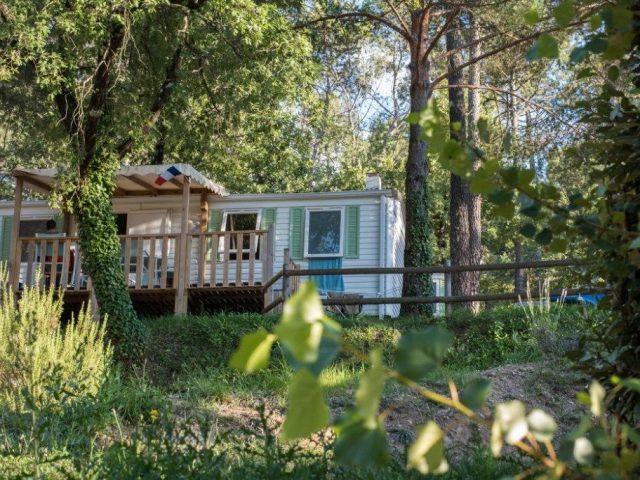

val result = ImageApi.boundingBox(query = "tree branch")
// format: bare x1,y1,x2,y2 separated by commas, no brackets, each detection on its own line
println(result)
428,19,587,94
435,84,584,132
384,0,411,37
82,21,125,172
296,11,411,42
423,7,460,63
117,46,183,159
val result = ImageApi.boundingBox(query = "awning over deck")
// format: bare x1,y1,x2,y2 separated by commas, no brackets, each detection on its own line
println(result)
13,163,227,197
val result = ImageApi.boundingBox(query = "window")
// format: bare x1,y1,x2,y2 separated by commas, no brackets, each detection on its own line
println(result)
221,211,261,260
304,208,344,257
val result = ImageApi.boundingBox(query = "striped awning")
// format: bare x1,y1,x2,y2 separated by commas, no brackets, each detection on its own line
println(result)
13,163,227,197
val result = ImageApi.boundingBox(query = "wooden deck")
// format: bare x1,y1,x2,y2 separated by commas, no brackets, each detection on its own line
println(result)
11,229,275,315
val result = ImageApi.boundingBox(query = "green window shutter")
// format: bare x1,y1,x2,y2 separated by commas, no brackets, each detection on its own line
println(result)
0,217,13,262
289,207,304,260
208,209,223,232
345,206,360,259
261,208,276,230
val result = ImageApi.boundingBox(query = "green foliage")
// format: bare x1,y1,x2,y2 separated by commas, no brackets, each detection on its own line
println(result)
0,271,112,411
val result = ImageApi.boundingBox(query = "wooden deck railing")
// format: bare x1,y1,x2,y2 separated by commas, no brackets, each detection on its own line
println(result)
186,230,269,288
13,229,271,293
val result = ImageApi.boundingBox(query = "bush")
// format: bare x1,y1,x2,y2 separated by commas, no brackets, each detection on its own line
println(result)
0,272,112,411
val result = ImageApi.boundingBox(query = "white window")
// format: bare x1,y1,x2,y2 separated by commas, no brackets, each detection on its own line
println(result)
304,208,344,257
220,211,261,260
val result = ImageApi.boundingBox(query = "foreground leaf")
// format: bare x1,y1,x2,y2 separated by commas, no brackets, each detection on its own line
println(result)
275,281,327,363
394,327,454,381
229,327,277,373
334,415,390,466
460,378,492,410
355,349,387,420
407,421,449,474
495,400,528,445
527,409,557,441
281,369,330,441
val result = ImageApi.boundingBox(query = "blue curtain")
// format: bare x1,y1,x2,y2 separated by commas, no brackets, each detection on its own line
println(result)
309,257,344,293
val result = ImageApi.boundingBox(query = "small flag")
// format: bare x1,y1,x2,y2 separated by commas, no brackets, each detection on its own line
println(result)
155,165,182,186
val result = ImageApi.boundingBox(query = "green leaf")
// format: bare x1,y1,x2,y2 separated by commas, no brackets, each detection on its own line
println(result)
394,327,454,381
628,237,640,249
585,37,608,53
460,378,492,410
527,409,557,441
589,381,606,417
607,65,620,81
229,327,277,373
275,281,330,364
494,202,515,219
281,369,330,441
524,8,540,25
549,237,568,253
334,415,390,466
355,349,387,420
535,228,553,245
589,13,601,31
495,401,528,445
553,0,576,26
570,46,588,64
470,170,499,194
282,322,341,375
477,118,490,143
526,34,559,61
621,378,640,393
520,223,537,238
407,421,449,474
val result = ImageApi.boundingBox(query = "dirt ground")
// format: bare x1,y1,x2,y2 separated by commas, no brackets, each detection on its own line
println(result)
183,361,586,458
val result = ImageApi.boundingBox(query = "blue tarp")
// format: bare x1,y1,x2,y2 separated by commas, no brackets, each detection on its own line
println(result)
309,257,344,293
550,294,604,305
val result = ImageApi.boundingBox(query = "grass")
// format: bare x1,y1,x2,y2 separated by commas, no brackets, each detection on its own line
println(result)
1,298,604,478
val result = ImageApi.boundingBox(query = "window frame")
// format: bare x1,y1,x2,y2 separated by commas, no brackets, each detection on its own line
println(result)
219,209,262,260
304,207,345,258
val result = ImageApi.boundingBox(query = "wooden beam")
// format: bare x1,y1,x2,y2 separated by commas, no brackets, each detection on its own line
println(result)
169,177,183,189
14,174,53,194
175,176,191,314
10,177,23,290
125,175,159,195
200,192,208,233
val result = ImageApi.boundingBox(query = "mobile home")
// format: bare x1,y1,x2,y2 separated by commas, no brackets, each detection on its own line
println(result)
0,164,444,317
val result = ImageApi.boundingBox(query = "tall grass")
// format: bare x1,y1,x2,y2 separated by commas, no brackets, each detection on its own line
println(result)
0,266,112,411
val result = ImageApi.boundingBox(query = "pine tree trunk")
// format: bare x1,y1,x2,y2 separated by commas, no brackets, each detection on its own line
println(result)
467,13,482,313
446,20,473,307
401,9,434,316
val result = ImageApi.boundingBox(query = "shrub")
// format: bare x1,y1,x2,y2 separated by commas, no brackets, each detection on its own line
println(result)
0,271,112,411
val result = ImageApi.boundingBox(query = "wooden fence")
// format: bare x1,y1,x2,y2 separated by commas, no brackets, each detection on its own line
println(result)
261,258,596,314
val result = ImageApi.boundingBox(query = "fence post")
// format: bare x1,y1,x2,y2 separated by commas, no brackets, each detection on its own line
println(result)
282,248,290,300
444,259,452,316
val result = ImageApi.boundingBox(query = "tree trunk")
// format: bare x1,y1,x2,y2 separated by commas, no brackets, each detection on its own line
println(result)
74,169,147,362
514,238,525,295
64,22,147,363
466,13,482,313
446,19,473,307
401,9,434,316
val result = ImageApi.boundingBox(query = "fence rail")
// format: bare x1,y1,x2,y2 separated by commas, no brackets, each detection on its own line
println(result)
261,258,597,314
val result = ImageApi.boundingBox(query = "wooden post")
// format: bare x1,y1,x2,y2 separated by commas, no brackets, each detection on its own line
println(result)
63,212,71,236
444,259,452,316
175,176,191,314
262,224,275,309
200,193,208,233
282,247,290,300
9,177,23,290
